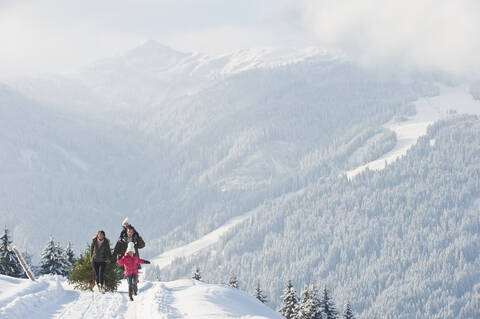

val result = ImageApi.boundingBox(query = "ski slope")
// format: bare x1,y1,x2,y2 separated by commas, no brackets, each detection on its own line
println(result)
346,85,480,178
150,189,305,270
0,275,282,319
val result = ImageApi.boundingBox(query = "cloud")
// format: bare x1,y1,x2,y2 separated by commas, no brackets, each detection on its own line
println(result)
298,0,480,75
0,0,303,79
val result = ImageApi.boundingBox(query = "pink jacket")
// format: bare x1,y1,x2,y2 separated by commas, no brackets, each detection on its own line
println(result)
117,254,146,277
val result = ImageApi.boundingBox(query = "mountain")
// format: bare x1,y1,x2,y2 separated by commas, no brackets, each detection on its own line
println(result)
155,115,480,319
0,275,282,319
2,40,480,318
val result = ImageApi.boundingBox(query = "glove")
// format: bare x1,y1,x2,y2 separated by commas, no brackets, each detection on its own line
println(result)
144,260,151,264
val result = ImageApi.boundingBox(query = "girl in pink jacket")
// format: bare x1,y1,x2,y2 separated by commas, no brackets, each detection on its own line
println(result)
117,242,150,301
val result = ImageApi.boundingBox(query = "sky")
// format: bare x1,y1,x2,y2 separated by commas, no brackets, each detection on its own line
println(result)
1,0,479,78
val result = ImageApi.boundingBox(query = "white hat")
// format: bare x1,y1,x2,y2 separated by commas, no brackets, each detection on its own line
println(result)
126,242,135,254
122,217,129,226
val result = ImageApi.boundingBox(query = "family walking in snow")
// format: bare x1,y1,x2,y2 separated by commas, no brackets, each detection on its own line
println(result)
90,218,150,301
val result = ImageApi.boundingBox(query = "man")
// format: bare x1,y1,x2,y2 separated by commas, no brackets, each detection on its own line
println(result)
113,225,145,259
119,218,139,240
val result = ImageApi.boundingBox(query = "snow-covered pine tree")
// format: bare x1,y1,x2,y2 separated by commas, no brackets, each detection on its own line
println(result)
65,242,76,274
254,282,268,304
319,286,338,319
228,273,239,288
0,226,23,277
297,285,320,319
40,236,68,276
279,280,299,319
192,267,202,281
343,302,355,319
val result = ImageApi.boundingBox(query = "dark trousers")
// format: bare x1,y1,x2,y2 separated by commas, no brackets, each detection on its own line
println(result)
127,274,137,289
92,261,106,285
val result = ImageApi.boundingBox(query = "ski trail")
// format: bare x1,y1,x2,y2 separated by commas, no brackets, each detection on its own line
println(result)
346,85,480,179
151,188,306,270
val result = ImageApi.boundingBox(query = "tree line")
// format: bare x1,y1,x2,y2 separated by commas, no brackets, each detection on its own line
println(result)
191,267,356,319
0,225,75,278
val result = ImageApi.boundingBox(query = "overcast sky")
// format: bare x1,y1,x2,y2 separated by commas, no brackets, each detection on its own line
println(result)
1,0,479,78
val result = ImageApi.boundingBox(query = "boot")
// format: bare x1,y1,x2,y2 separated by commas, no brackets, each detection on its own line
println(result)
102,283,107,293
89,281,95,291
129,286,134,301
133,284,138,296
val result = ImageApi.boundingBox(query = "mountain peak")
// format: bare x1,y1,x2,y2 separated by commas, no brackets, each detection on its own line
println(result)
126,40,189,60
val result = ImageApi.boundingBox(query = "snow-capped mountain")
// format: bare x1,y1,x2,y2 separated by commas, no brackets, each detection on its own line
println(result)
2,41,480,318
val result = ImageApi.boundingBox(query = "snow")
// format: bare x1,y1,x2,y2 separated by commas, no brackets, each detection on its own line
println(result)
51,144,90,172
151,208,261,269
0,275,282,319
346,85,480,178
151,188,305,271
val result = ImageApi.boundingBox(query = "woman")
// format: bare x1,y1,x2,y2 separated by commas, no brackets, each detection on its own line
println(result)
90,230,112,292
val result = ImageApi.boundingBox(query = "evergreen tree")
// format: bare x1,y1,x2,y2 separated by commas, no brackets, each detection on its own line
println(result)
343,302,355,319
228,273,239,288
69,246,123,291
254,282,268,304
192,266,202,281
319,287,338,319
297,285,320,319
40,236,68,276
279,280,299,319
0,226,23,277
65,242,76,275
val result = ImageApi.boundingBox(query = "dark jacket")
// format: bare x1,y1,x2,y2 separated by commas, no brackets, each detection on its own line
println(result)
113,235,145,258
119,225,139,241
90,237,112,263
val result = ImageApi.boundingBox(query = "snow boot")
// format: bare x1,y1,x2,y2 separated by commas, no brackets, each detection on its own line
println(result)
89,281,95,291
133,284,138,296
129,286,134,301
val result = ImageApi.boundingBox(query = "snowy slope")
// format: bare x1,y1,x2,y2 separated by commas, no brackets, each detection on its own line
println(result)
150,188,305,270
0,275,282,319
346,85,480,178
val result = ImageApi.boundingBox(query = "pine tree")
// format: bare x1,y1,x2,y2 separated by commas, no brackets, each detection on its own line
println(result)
0,226,23,277
40,236,68,276
192,267,202,281
254,282,268,304
65,242,76,275
279,280,299,319
343,302,355,319
297,285,319,319
69,246,123,291
228,273,239,288
319,287,338,319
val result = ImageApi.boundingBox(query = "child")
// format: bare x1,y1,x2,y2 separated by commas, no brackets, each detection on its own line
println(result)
117,242,150,301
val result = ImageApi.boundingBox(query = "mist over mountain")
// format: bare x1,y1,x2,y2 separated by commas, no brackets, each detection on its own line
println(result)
2,41,480,318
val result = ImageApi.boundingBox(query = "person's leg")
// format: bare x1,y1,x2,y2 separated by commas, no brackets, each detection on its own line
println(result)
132,274,138,295
93,261,101,285
127,275,134,300
98,262,106,287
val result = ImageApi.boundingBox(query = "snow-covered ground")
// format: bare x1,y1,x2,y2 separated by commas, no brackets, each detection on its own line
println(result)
150,188,305,270
346,85,480,178
0,275,282,319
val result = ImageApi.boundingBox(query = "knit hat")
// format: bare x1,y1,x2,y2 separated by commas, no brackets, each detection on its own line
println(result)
122,217,129,226
126,242,135,254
